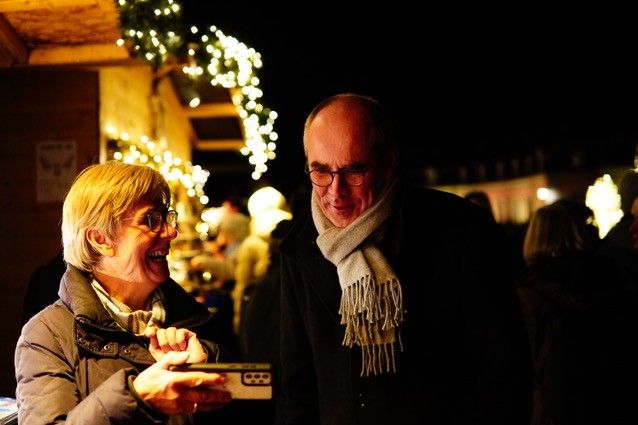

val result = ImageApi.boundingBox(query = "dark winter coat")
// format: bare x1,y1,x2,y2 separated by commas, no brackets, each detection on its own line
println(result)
279,182,533,425
518,253,638,425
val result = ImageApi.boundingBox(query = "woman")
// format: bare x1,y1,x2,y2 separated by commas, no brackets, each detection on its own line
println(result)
518,202,638,425
15,161,232,424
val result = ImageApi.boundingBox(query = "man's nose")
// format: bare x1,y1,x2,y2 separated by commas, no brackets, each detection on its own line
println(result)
327,173,347,193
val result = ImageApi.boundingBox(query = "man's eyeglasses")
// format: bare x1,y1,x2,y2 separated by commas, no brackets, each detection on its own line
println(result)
144,209,178,233
305,166,368,187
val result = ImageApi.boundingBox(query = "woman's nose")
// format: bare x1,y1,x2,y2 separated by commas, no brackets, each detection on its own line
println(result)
160,221,178,240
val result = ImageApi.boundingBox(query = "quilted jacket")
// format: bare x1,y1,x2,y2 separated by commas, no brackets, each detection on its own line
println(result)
15,265,223,425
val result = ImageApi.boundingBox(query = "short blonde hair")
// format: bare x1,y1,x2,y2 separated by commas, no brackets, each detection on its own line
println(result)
62,161,172,272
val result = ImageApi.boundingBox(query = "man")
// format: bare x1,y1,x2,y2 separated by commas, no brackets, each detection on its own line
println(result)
278,93,532,425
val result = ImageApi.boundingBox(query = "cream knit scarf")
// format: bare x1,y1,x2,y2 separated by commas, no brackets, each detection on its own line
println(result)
92,280,166,336
311,179,404,376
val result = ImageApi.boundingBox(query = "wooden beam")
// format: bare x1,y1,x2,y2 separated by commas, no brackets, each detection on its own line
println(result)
184,103,238,118
156,71,196,143
29,43,129,65
0,0,97,12
0,13,28,66
196,139,245,151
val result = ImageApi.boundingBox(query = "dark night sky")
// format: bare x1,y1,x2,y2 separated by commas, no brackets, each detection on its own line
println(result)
181,2,638,200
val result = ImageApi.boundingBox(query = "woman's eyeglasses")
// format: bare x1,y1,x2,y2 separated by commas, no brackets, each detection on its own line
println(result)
144,209,178,233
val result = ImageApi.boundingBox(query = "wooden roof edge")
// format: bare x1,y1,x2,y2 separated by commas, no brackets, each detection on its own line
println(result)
28,43,130,66
0,0,100,13
0,13,28,66
195,139,245,150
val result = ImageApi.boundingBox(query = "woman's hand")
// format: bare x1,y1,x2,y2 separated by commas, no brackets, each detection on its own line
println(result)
133,351,231,415
144,326,207,363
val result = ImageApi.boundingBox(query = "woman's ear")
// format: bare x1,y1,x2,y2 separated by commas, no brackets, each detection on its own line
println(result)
86,228,115,257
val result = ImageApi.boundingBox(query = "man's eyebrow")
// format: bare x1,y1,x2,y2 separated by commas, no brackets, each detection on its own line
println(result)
308,161,368,170
307,160,326,169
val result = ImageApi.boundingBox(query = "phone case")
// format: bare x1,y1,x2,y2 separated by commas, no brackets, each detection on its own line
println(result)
169,363,273,400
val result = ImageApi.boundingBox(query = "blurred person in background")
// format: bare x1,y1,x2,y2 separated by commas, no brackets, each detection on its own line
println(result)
518,201,638,425
15,161,233,424
278,93,532,425
190,211,251,353
553,198,600,249
464,190,494,217
21,250,65,325
229,206,291,334
604,170,638,248
221,195,249,217
599,169,638,291
237,218,293,425
190,211,251,287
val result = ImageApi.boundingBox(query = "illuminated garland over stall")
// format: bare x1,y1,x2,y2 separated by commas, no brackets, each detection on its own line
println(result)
105,127,210,209
115,0,278,180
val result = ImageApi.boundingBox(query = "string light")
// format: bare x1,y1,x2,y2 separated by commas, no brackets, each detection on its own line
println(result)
104,125,210,210
116,0,277,180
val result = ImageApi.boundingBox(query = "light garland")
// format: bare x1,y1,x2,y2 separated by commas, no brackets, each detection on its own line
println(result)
115,0,278,180
585,174,622,238
104,124,210,208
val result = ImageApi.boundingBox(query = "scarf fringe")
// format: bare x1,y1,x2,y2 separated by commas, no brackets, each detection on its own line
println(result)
339,276,404,376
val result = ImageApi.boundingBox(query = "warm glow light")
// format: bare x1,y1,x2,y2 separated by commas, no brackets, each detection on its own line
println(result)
536,187,559,203
247,186,287,217
251,208,292,239
201,207,224,228
586,174,623,238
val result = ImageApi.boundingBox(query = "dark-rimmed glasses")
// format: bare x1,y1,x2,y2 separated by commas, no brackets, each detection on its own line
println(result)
305,166,369,187
143,209,178,233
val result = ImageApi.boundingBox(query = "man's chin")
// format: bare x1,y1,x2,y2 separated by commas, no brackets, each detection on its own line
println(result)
327,215,354,228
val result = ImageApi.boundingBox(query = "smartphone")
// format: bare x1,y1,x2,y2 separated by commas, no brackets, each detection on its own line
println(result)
169,363,273,400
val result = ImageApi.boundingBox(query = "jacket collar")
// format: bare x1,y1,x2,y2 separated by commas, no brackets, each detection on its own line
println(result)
59,265,122,331
59,265,213,331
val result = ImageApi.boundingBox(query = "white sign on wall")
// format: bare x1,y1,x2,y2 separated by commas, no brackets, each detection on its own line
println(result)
36,141,77,203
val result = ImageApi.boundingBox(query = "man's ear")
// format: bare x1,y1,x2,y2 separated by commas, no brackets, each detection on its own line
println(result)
86,228,115,257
